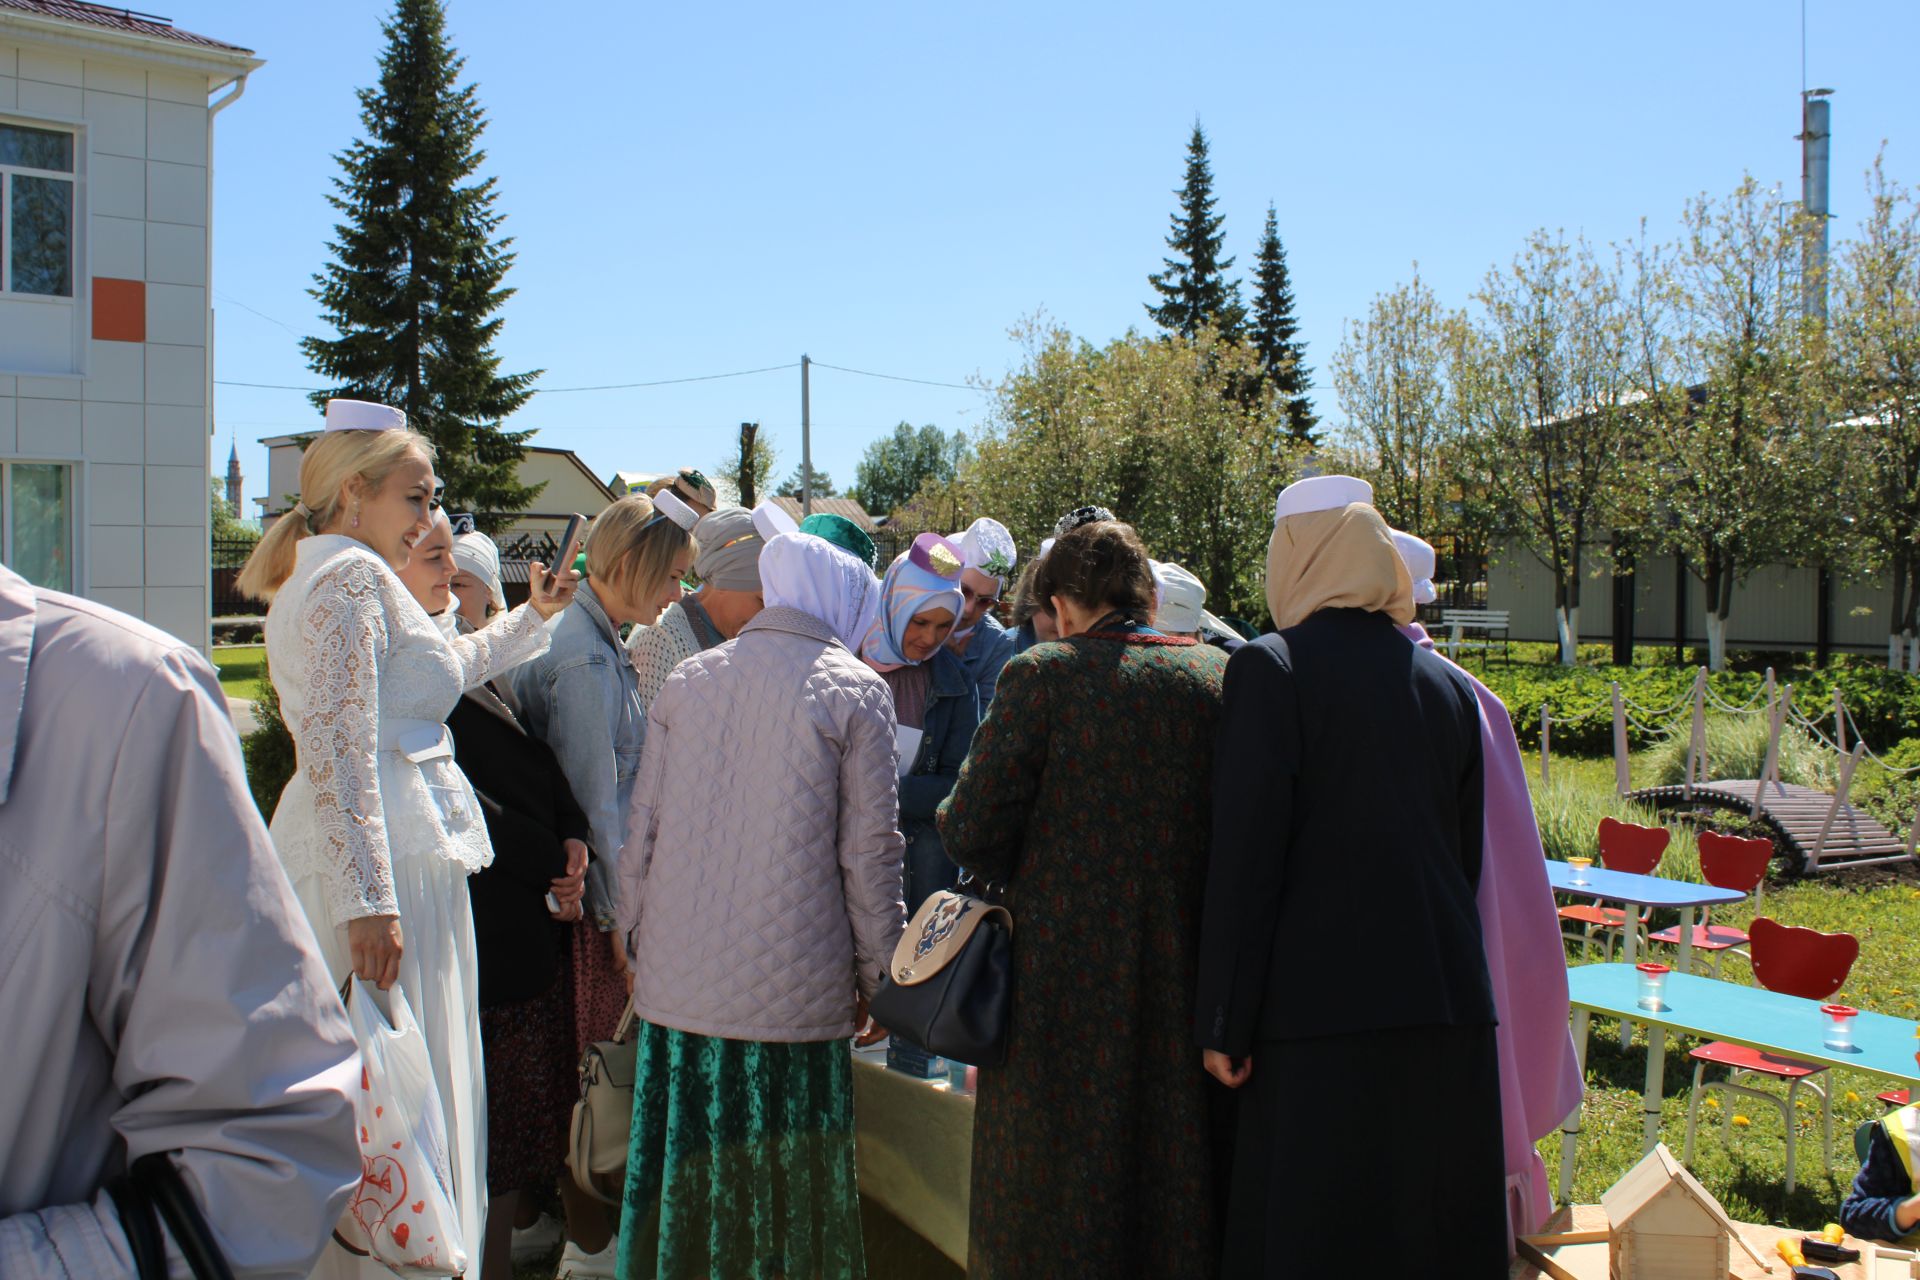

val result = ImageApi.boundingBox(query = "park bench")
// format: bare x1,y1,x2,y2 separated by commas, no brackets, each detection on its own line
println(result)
1439,608,1510,665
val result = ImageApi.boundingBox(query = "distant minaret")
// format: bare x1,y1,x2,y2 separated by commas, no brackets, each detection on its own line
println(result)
225,440,243,518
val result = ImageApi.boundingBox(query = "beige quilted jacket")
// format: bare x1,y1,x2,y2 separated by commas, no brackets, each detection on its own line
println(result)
617,606,908,1041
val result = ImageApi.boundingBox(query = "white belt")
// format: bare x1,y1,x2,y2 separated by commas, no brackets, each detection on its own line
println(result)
379,718,453,763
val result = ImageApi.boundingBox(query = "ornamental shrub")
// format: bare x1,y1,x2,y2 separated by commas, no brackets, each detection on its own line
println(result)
242,661,295,821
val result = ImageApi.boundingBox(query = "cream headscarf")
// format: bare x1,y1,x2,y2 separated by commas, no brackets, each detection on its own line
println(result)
1265,502,1417,631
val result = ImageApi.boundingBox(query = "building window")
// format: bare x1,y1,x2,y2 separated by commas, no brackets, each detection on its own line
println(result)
3,462,72,591
0,124,75,299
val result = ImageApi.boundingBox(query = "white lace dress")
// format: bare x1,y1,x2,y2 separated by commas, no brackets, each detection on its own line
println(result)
265,535,552,1278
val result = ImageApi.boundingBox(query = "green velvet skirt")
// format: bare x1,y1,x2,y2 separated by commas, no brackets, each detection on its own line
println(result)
615,1020,865,1280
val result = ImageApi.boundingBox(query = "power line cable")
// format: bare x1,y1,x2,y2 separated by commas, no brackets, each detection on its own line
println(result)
215,361,803,395
807,359,978,391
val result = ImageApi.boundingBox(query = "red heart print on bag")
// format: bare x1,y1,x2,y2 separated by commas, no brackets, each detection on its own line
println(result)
347,1154,406,1237
412,1201,424,1213
391,1222,410,1249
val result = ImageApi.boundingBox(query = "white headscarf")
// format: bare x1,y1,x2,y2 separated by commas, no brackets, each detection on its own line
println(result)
1151,560,1207,633
758,531,881,649
451,529,507,612
1390,530,1439,606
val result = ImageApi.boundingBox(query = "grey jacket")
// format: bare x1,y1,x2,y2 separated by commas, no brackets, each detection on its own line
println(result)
0,567,360,1278
509,581,646,925
617,607,907,1041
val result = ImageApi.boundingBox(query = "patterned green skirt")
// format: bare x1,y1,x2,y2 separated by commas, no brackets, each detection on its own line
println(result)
615,1020,865,1280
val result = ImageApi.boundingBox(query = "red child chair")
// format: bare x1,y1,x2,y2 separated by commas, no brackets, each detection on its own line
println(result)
1681,917,1860,1193
1648,831,1772,976
1558,816,1671,960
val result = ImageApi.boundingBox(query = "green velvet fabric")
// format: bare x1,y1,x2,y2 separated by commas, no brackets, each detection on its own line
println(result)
616,1020,866,1280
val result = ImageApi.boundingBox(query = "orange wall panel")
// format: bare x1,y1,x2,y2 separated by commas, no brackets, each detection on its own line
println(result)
92,277,145,343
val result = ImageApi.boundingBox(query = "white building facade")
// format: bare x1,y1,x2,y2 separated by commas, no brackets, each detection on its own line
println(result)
0,2,258,650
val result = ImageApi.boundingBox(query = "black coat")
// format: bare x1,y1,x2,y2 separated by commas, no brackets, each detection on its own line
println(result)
448,685,592,1007
1196,607,1491,1055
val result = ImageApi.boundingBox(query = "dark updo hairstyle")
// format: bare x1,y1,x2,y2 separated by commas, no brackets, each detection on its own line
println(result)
1008,557,1048,628
1031,520,1157,625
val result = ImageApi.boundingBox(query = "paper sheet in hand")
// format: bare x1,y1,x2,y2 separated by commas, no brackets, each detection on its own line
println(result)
895,725,924,778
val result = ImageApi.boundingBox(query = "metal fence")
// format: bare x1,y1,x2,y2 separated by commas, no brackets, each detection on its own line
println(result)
212,537,258,619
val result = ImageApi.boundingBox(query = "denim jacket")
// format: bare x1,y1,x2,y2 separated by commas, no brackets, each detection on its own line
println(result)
899,645,981,907
507,581,646,926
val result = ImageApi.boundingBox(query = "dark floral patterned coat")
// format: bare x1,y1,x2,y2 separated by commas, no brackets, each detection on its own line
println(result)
935,623,1228,1279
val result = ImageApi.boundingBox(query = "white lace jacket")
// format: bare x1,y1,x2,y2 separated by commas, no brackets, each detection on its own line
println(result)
265,535,552,925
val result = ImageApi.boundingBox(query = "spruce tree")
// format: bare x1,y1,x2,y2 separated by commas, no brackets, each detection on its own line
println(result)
1146,122,1246,339
1251,203,1318,443
303,0,541,530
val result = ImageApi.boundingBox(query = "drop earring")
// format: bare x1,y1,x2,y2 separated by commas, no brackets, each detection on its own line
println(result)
351,499,361,529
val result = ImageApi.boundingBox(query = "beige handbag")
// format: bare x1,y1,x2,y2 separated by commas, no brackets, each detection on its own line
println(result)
568,1001,637,1204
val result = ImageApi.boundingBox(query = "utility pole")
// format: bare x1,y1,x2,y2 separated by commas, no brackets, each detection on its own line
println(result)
737,421,759,507
800,354,813,516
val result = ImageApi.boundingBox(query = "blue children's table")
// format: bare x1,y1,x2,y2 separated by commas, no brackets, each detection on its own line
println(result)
1557,963,1920,1205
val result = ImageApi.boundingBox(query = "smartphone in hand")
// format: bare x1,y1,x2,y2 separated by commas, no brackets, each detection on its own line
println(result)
546,513,586,599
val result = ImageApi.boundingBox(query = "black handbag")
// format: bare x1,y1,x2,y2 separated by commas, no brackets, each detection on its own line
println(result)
107,1153,237,1280
868,886,1014,1066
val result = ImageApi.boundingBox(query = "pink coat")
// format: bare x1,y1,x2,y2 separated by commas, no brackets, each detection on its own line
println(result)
1403,624,1582,1236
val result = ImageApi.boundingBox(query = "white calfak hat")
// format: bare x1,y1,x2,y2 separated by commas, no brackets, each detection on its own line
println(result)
1151,560,1207,633
950,518,1017,586
1272,474,1373,525
324,398,407,432
1390,530,1438,606
751,498,799,543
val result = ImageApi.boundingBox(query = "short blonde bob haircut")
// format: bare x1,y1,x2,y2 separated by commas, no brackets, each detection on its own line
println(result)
584,493,696,608
236,427,436,603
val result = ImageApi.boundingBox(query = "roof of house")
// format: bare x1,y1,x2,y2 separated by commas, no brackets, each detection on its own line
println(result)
255,436,616,510
769,495,876,531
0,0,251,52
1600,1145,1768,1266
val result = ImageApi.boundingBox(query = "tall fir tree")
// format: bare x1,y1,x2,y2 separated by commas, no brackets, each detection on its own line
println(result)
1146,122,1246,339
1250,203,1318,444
303,0,541,530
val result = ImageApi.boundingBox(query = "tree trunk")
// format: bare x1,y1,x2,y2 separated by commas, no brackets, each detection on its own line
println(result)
1557,606,1580,665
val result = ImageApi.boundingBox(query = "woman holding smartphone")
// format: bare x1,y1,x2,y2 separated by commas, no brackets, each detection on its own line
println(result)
237,400,578,1278
507,492,695,1280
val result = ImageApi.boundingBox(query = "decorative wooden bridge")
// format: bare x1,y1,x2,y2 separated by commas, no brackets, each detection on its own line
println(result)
1628,779,1910,875
1536,666,1920,876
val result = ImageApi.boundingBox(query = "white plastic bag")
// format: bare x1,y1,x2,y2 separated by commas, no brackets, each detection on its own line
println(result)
332,978,468,1277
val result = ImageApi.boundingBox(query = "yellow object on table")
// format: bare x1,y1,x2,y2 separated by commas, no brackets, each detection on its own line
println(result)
1514,1205,1894,1279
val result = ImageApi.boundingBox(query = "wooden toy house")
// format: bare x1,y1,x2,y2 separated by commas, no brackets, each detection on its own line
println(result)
1600,1144,1771,1280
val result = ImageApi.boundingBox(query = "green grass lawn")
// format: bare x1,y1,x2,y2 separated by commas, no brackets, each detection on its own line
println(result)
1533,755,1920,1229
212,644,267,703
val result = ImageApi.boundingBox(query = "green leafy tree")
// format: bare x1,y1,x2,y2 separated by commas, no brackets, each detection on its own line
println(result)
962,320,1300,621
1456,231,1640,664
1250,203,1317,443
1834,156,1920,670
1145,122,1245,340
715,432,776,508
302,0,541,533
1631,177,1837,671
776,467,836,498
850,422,967,517
1329,267,1467,542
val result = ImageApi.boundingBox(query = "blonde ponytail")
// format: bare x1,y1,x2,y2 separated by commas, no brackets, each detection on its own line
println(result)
237,428,436,603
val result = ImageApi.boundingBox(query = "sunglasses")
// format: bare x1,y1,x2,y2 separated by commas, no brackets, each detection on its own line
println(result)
960,582,1000,608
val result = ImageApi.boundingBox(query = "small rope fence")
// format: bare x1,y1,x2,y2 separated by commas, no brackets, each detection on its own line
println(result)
1536,666,1920,867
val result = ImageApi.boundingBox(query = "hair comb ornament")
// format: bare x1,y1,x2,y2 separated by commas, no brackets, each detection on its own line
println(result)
909,532,965,579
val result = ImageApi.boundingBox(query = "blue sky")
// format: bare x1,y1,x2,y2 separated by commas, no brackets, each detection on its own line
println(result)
198,0,1920,515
